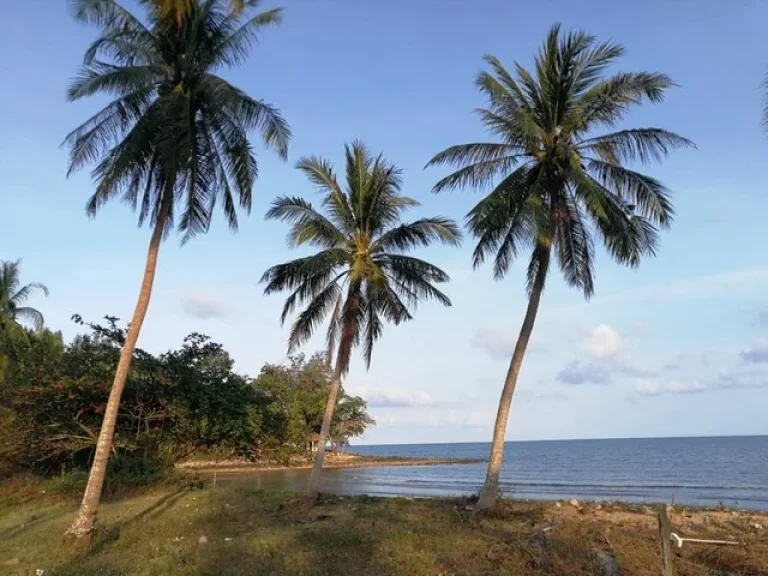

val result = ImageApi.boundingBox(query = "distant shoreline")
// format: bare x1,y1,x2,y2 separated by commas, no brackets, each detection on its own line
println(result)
179,453,481,475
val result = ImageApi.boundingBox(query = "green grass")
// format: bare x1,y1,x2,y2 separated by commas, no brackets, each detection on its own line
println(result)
1,481,766,575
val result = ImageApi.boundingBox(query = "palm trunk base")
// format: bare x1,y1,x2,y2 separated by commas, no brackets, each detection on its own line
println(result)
474,483,499,513
65,509,96,540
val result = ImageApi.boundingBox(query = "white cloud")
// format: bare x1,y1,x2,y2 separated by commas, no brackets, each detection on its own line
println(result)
374,408,497,429
180,290,228,320
348,386,435,408
470,327,514,360
741,338,768,364
582,324,623,358
634,371,768,397
557,361,613,385
634,378,706,396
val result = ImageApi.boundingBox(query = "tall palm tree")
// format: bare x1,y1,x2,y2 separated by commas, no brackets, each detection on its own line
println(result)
64,0,290,537
261,142,461,500
427,25,693,512
0,259,49,332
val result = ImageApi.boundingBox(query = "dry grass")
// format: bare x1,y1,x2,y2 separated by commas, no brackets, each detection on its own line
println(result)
0,483,766,575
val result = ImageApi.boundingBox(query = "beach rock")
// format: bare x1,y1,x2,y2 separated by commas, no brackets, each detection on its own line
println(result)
569,499,580,509
593,549,618,576
198,535,208,544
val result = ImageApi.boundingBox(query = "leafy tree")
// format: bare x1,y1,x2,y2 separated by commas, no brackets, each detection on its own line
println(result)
427,25,693,511
331,395,375,451
261,141,461,500
64,0,290,537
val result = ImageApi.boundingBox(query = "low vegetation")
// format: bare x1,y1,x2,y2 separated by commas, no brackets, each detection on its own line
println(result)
1,483,766,575
0,315,373,482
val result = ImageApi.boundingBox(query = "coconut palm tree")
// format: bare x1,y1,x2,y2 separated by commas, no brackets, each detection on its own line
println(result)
0,259,48,385
64,0,290,537
427,24,693,512
261,141,461,500
0,259,49,333
158,0,247,23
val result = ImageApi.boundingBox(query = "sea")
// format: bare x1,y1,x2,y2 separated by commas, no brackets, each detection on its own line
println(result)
218,436,768,511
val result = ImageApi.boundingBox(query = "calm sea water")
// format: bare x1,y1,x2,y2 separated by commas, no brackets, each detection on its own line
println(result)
218,436,768,510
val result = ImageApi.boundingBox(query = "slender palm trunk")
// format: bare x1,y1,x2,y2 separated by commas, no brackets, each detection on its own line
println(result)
475,245,551,513
66,192,172,538
306,361,344,500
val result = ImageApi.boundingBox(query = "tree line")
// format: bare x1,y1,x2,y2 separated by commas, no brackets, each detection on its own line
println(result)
0,310,373,480
1,0,718,537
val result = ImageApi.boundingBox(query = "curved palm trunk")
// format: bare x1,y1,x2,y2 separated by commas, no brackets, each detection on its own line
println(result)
306,361,344,500
66,193,172,539
306,289,360,502
475,245,550,513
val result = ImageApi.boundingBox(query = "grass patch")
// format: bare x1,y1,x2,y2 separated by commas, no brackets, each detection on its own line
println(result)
0,483,766,575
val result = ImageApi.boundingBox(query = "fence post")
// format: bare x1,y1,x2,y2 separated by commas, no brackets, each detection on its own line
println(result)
657,506,674,576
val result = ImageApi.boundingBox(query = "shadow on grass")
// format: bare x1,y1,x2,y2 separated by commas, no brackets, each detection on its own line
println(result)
0,507,72,542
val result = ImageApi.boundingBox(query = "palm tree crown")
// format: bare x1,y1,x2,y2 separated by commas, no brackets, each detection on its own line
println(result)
65,0,290,240
261,141,461,373
0,260,49,331
428,24,694,294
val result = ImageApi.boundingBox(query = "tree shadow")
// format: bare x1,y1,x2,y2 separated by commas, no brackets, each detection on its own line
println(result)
0,506,72,542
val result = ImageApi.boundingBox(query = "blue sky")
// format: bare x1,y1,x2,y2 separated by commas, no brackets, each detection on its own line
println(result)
3,0,768,444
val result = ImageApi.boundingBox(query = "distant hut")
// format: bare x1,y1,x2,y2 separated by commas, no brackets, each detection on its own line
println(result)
308,433,322,453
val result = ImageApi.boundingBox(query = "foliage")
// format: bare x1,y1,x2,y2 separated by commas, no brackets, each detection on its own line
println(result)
261,141,462,373
0,259,50,384
65,0,290,241
427,24,693,294
0,316,373,478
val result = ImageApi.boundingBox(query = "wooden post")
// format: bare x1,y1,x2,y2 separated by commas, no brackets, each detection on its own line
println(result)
657,506,674,576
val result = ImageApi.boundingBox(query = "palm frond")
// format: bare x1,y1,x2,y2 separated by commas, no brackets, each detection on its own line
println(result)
266,196,346,248
14,307,45,332
287,281,342,354
584,158,674,227
554,191,595,297
372,217,462,253
295,156,356,233
578,128,694,165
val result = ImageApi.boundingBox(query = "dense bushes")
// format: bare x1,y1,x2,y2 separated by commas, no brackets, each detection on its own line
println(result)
0,316,373,478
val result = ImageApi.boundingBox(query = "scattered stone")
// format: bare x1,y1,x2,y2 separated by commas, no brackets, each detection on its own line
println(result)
593,550,618,576
731,511,739,517
595,504,602,511
753,523,763,530
36,570,45,576
555,501,562,508
224,537,233,542
198,536,208,544
569,499,580,509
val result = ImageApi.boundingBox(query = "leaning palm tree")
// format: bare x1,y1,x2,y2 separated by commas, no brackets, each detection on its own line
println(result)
64,0,289,537
427,25,693,512
262,142,461,500
0,259,49,333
